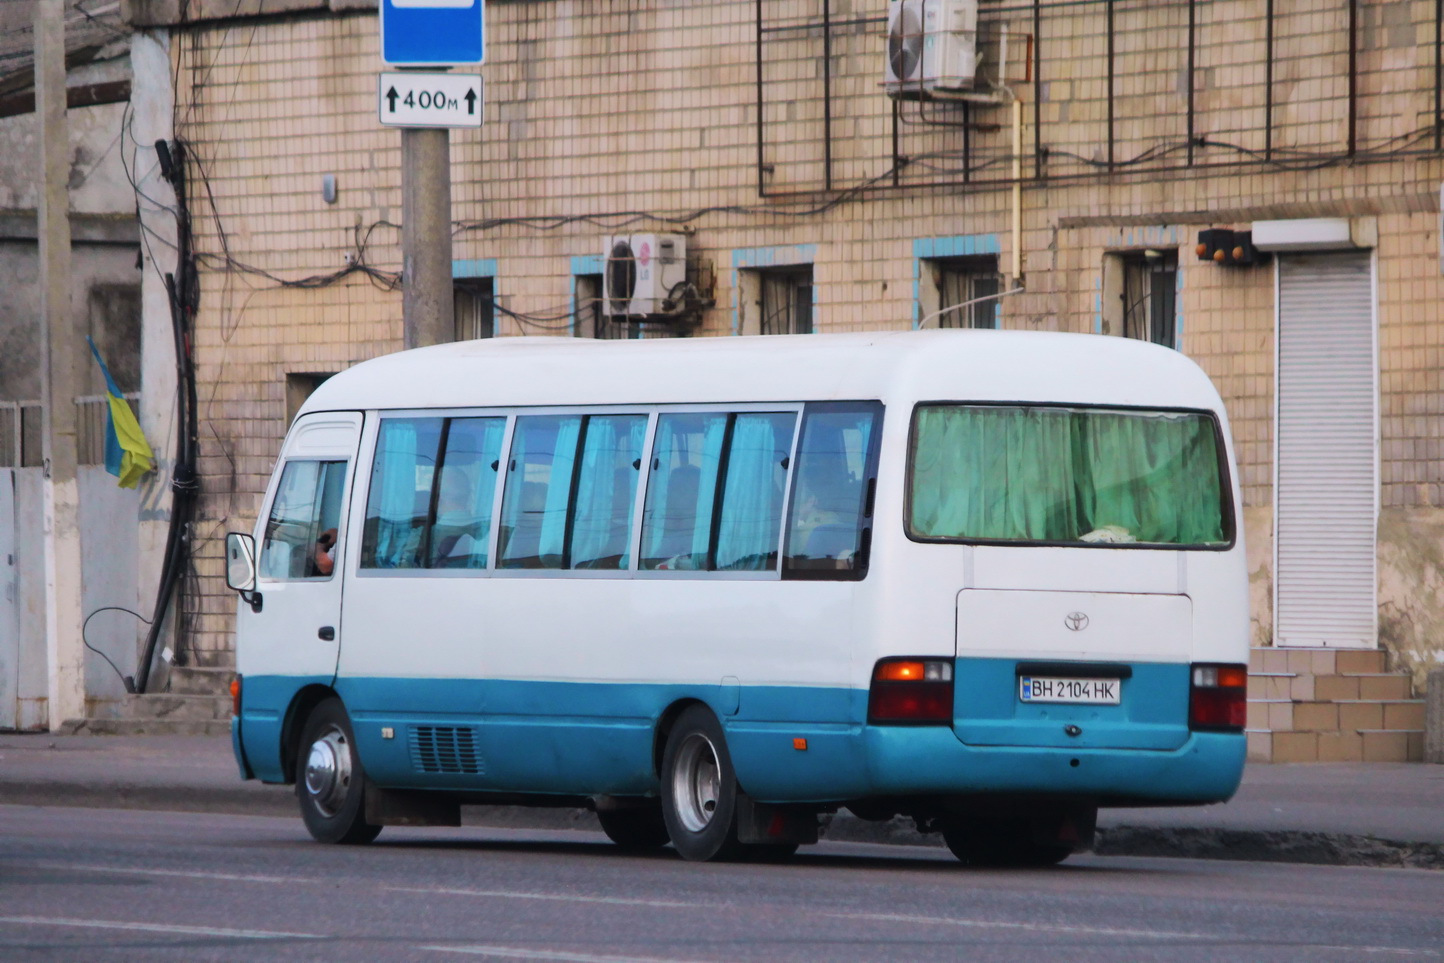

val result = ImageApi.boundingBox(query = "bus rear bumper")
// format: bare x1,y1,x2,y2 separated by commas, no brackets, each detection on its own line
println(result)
861,726,1246,806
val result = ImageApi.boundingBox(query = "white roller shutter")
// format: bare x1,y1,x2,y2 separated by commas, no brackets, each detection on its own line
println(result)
1275,252,1377,648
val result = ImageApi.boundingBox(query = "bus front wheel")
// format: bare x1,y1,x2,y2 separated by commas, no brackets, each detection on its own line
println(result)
596,804,670,851
660,706,744,862
295,697,382,845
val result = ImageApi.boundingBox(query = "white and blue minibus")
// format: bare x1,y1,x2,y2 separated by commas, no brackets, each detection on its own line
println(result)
225,329,1248,865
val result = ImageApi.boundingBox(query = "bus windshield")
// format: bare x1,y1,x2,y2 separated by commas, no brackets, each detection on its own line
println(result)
908,404,1230,547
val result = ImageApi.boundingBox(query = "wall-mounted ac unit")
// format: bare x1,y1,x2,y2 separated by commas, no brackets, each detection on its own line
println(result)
603,234,687,317
885,0,979,99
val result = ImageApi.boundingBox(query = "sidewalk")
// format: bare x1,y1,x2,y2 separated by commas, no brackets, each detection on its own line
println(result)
1,732,1440,869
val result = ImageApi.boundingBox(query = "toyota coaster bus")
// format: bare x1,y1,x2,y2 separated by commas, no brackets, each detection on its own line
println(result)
224,329,1248,866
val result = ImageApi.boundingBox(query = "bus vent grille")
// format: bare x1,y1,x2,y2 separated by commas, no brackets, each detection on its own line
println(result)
408,726,484,775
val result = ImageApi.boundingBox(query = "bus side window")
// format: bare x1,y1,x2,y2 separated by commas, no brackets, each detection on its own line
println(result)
569,414,647,569
715,412,796,571
641,413,727,570
360,418,444,569
783,403,882,579
260,459,348,581
499,415,583,569
428,416,506,569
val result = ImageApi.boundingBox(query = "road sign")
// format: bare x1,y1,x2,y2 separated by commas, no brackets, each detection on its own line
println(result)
378,73,482,128
381,0,484,67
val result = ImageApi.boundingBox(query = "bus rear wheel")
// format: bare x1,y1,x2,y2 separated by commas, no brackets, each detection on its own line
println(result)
941,816,1071,868
597,804,670,851
660,706,744,862
296,697,382,845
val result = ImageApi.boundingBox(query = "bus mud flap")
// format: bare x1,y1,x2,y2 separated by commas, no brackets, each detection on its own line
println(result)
364,785,462,827
735,794,819,846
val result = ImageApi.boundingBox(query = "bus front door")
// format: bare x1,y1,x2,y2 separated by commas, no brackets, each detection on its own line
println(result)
237,412,362,781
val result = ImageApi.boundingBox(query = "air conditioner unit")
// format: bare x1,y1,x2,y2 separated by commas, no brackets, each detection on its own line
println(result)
603,234,687,317
885,0,979,99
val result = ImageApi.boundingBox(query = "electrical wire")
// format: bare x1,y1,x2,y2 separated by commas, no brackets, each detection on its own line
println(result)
82,606,153,692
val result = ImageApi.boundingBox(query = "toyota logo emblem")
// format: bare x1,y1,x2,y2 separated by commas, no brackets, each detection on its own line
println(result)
1064,612,1089,631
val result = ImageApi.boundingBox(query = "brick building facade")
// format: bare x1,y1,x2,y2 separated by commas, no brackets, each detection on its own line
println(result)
125,0,1443,759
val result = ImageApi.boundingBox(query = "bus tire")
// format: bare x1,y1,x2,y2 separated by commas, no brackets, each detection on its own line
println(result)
660,705,744,862
596,805,670,851
941,818,1070,868
295,697,382,845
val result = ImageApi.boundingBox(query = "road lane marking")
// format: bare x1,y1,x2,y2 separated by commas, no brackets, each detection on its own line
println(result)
827,913,1439,956
389,886,702,910
422,946,715,963
28,861,303,884
0,916,322,940
826,911,1208,941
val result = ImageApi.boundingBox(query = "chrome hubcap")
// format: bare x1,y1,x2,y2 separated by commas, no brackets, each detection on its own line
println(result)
304,725,351,817
671,732,721,834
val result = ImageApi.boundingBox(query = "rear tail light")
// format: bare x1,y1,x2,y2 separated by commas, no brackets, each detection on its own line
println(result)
1189,663,1247,731
230,675,242,717
868,658,954,724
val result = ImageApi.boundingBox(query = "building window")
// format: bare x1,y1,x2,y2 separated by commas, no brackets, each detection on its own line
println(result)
575,274,640,339
758,267,813,335
1103,251,1177,347
454,279,495,341
285,372,334,426
922,255,1000,329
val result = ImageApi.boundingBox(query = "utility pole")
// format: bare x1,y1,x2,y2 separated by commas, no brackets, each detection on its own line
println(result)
401,127,454,349
36,0,87,729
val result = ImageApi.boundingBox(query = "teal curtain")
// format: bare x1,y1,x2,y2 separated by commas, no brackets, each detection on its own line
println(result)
571,415,646,569
910,406,1225,545
716,413,795,570
642,413,727,569
501,415,582,567
428,417,506,569
364,418,441,568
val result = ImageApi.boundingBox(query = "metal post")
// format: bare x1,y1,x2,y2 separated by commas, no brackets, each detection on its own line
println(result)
401,127,454,348
822,0,832,192
1186,0,1196,166
1106,0,1115,170
36,0,86,729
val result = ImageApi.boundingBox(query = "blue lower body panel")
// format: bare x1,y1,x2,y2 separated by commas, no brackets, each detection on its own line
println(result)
234,672,1245,807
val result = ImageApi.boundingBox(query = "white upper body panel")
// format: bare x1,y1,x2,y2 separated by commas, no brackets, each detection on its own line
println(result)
298,330,1230,417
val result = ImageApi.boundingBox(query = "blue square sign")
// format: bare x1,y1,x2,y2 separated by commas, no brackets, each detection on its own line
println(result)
381,0,484,67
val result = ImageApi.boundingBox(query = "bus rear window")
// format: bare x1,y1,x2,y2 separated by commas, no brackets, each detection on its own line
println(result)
907,405,1230,547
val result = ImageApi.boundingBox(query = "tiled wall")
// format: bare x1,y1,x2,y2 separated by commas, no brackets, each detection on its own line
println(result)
171,1,1444,665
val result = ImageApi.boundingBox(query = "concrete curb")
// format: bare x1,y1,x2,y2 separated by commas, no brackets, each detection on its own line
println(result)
5,781,1440,871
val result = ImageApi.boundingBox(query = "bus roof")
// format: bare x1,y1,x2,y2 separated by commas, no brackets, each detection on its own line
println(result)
298,329,1227,417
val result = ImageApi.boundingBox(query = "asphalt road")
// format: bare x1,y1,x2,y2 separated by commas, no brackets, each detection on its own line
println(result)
2,805,1442,963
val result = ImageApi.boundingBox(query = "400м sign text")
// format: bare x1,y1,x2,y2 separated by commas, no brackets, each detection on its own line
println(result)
378,72,482,129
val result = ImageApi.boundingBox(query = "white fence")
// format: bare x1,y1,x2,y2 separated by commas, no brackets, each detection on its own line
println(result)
0,395,140,469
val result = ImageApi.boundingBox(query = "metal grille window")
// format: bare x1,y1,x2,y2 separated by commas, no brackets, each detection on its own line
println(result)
759,268,813,335
454,279,495,341
1116,253,1177,347
928,256,1001,329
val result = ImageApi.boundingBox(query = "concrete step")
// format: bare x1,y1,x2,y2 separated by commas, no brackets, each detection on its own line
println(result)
119,693,232,723
60,717,233,737
1246,728,1425,763
1247,698,1426,734
165,666,235,698
1249,646,1388,676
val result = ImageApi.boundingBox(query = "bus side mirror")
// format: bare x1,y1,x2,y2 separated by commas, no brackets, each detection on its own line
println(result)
226,532,263,612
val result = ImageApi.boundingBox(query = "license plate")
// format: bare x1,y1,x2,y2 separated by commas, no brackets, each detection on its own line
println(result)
1018,676,1121,705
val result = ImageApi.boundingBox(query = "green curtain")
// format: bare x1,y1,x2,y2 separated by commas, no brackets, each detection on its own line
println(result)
910,406,1225,545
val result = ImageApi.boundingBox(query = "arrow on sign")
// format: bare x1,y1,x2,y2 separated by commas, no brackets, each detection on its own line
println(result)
385,87,399,112
464,88,477,115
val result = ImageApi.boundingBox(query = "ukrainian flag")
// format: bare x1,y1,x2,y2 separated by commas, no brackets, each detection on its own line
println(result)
86,336,155,489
